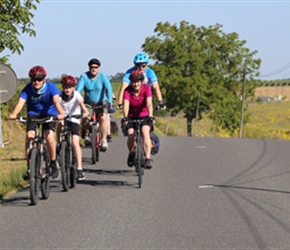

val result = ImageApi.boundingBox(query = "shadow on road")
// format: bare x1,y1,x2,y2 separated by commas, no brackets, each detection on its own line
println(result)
77,179,137,188
84,168,135,177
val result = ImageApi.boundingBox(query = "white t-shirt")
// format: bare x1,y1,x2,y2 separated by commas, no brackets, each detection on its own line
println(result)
60,90,83,124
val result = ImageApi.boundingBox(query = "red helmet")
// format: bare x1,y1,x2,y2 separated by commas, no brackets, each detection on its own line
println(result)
28,65,47,79
61,75,77,86
129,69,145,82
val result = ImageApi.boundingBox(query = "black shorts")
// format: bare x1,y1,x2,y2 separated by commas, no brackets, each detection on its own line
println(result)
67,121,80,136
127,117,153,131
26,116,57,132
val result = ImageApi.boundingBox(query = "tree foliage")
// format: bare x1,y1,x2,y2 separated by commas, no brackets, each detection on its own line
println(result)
142,21,261,136
0,0,40,63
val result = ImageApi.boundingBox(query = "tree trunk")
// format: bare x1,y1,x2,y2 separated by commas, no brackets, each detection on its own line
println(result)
187,117,193,136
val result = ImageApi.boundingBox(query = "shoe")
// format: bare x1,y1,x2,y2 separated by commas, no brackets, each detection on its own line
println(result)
50,162,60,179
127,153,135,167
22,170,30,181
145,159,153,169
101,140,108,152
77,169,85,181
84,135,91,146
107,134,113,142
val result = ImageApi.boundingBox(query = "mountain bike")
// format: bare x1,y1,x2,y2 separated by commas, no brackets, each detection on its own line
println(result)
16,116,56,205
58,114,82,191
89,104,104,164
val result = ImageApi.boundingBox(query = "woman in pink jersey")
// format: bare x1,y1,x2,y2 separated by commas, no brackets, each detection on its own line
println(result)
122,69,154,169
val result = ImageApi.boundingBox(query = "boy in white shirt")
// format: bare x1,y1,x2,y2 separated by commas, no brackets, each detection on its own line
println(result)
59,75,89,180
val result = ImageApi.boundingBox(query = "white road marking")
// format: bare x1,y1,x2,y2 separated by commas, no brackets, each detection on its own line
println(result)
199,185,214,189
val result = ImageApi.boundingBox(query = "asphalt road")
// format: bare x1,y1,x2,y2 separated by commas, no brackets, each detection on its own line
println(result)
2,136,290,249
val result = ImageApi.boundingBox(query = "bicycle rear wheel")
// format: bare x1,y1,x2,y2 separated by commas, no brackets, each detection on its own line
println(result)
59,140,70,191
41,146,51,199
29,148,40,205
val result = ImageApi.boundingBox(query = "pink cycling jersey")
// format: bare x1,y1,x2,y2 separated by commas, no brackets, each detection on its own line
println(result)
124,84,152,117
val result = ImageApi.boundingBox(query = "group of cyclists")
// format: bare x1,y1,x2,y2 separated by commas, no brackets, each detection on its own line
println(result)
9,52,165,182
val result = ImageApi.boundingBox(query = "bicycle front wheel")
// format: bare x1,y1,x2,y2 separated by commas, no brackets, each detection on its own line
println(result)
29,148,40,205
91,126,100,164
59,140,70,191
41,146,51,199
136,140,144,188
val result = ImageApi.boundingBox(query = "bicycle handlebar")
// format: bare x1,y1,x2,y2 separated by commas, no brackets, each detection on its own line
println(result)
15,116,57,124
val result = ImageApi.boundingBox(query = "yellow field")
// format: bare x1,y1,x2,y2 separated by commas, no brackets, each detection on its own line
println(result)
255,86,290,100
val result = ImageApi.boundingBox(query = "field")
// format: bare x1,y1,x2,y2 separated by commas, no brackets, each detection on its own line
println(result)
255,86,290,100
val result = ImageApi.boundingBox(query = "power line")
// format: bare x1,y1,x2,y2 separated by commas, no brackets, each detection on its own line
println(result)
260,62,290,78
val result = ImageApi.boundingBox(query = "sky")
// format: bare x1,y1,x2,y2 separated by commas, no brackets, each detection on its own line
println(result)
5,0,290,81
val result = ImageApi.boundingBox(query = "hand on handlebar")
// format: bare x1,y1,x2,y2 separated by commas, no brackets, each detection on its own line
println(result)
157,101,166,110
117,104,123,109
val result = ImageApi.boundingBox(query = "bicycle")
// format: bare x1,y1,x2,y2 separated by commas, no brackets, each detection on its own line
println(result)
58,114,82,191
89,103,105,164
126,118,146,188
16,116,56,205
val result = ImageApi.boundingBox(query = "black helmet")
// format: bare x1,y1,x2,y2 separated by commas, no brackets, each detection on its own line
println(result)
129,69,145,82
88,58,101,67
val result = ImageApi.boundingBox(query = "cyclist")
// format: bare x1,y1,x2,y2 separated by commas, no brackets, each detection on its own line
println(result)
121,69,154,169
9,65,65,180
107,93,116,142
58,75,89,181
76,58,113,151
117,52,165,110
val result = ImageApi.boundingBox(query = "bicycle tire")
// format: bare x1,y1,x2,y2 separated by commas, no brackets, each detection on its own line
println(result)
91,126,97,164
59,140,70,191
136,138,144,188
40,146,51,199
70,154,76,188
29,148,40,205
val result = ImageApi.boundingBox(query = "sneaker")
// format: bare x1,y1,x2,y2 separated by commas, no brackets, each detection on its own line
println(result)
77,169,85,181
22,170,30,181
145,159,153,169
84,135,91,146
107,135,112,142
50,162,60,179
127,153,135,167
101,140,108,152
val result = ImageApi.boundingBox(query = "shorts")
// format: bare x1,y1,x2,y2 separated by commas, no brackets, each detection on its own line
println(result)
67,121,80,136
85,100,108,116
26,116,57,132
127,117,154,131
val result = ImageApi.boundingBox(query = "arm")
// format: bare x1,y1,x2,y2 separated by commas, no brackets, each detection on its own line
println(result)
78,99,90,118
103,73,113,104
123,99,129,117
53,95,66,119
10,97,26,119
152,82,163,102
146,96,153,117
76,74,85,94
117,82,129,107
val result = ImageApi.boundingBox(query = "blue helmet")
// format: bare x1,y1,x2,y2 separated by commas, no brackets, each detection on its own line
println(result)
133,53,149,64
150,132,160,155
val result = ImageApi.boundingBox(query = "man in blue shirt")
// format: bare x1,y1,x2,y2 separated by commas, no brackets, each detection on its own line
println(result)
76,58,113,151
10,65,65,180
117,53,165,110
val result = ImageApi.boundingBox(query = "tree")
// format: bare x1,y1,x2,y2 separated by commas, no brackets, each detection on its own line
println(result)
142,21,261,136
0,0,40,63
110,72,124,82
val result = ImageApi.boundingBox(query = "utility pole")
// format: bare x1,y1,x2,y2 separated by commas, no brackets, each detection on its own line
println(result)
239,68,246,138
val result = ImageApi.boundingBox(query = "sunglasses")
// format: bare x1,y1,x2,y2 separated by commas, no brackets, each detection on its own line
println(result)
90,66,99,69
135,64,147,68
31,77,45,82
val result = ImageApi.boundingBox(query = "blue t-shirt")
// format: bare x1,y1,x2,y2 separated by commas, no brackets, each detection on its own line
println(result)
19,81,60,116
76,71,113,105
122,67,158,87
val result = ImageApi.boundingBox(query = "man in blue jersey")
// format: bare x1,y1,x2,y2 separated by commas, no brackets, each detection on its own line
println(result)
76,58,113,151
117,53,165,110
10,65,65,180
